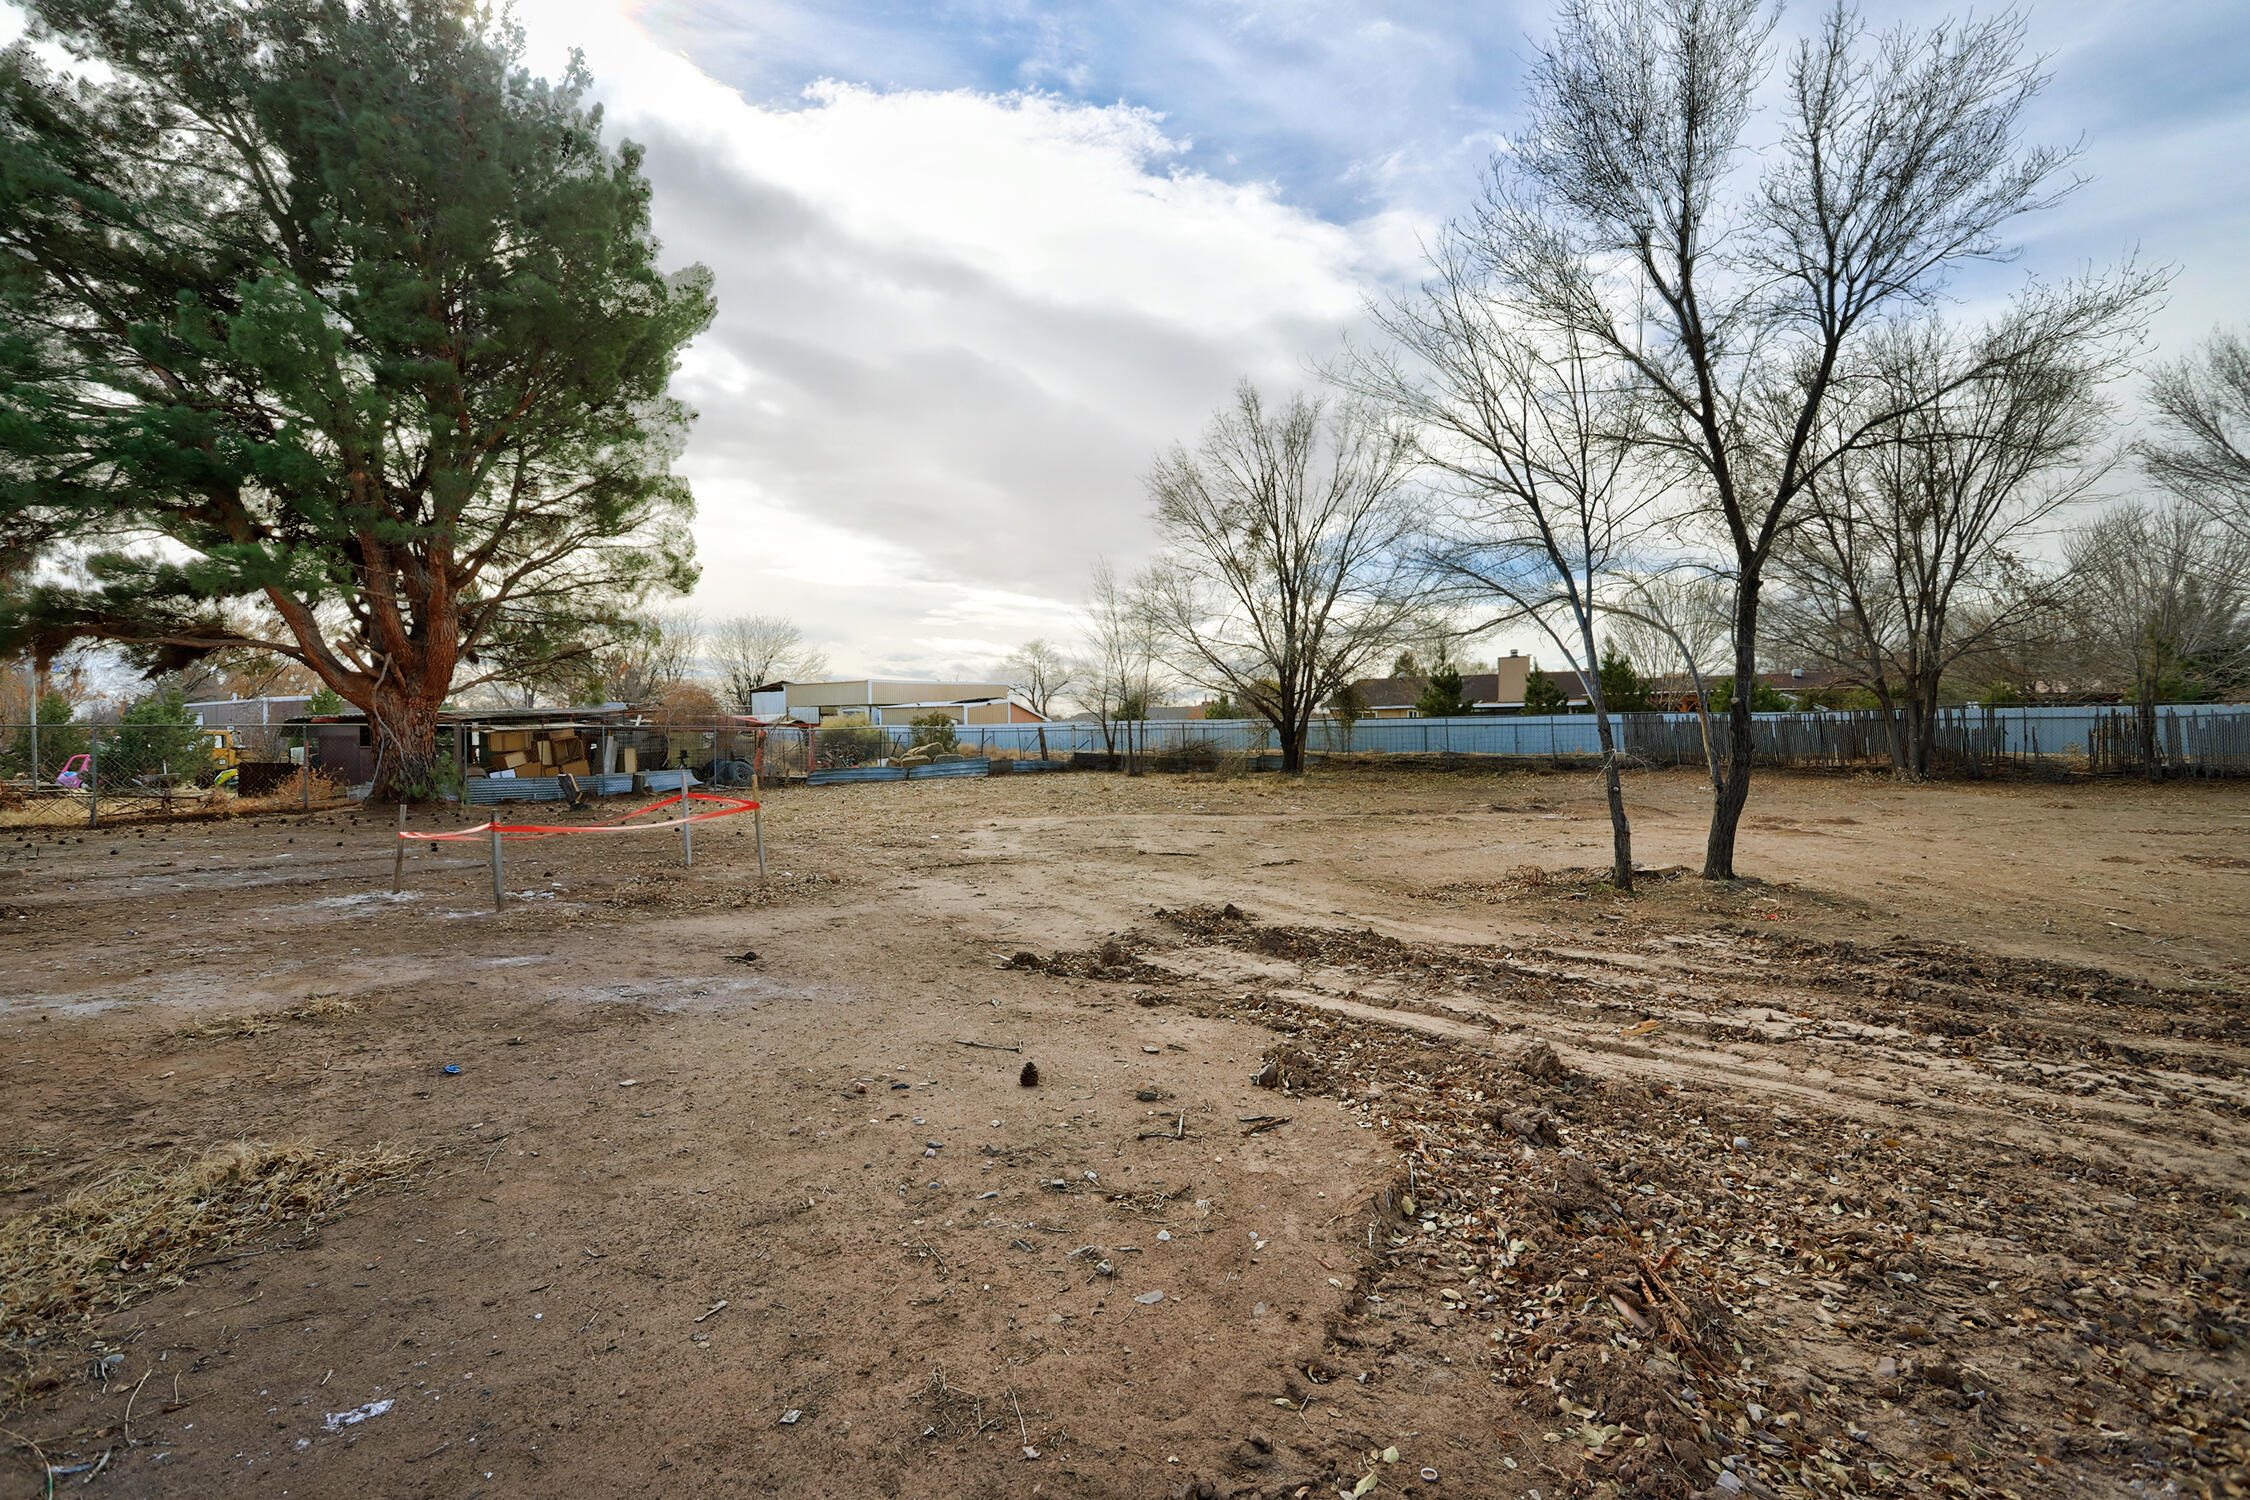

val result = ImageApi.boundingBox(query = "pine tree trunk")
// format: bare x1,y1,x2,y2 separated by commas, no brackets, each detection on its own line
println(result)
364,680,448,803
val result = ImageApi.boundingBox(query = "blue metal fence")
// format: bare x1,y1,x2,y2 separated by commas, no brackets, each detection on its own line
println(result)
818,704,2250,778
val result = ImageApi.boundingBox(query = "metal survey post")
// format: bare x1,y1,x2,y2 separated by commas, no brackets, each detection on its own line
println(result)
86,729,98,829
754,804,767,883
488,822,505,910
679,782,694,867
392,802,406,893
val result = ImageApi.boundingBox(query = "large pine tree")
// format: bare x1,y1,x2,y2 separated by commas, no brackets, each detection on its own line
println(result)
0,0,713,796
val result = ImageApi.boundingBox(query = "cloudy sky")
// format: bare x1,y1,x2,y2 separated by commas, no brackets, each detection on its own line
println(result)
525,1,2248,680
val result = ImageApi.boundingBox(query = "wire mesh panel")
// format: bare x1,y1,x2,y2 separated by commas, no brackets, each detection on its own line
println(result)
0,724,351,827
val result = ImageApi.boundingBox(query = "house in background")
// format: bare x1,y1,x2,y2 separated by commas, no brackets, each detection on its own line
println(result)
1348,652,1593,716
746,680,1047,726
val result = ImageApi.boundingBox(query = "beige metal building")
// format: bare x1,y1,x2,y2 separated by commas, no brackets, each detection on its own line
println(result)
746,680,1046,726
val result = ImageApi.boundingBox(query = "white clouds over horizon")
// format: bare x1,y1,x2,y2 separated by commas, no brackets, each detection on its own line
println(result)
526,4,1417,680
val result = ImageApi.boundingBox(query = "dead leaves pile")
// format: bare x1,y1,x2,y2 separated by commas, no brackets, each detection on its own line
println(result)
1147,905,2249,1500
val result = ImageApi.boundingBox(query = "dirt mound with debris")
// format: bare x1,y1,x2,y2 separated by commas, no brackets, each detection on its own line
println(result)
998,936,1181,983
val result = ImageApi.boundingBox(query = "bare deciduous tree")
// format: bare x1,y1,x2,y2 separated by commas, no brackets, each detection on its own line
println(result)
2062,505,2250,780
707,614,830,714
1473,0,2159,875
1603,568,1733,789
1003,638,1075,720
2141,329,2250,541
1004,637,1075,759
587,612,701,707
1345,237,1659,888
1080,559,1165,768
1144,382,1421,775
1768,316,2122,776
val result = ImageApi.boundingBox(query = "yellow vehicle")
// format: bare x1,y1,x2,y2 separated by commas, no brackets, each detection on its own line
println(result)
199,729,241,789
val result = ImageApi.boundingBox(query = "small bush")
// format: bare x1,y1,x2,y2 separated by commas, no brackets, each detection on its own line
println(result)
908,712,959,753
817,714,888,766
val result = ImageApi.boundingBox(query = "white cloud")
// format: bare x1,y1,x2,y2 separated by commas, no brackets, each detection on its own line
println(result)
524,3,1412,679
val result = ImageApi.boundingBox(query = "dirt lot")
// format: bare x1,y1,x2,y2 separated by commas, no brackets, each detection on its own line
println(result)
1,764,2244,1499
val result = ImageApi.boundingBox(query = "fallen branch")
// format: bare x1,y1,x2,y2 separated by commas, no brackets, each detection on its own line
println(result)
955,1041,1022,1052
123,1370,151,1444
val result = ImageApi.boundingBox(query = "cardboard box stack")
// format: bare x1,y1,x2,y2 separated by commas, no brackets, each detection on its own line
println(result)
482,728,594,780
549,731,592,778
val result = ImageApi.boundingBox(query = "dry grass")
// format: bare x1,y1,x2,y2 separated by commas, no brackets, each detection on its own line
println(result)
0,1151,49,1198
179,995,359,1040
0,1140,420,1341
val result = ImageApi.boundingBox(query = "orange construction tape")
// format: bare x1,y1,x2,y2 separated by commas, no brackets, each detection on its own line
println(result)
401,790,759,843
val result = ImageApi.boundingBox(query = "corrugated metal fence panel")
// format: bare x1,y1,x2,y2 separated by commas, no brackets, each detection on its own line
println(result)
467,771,641,804
905,758,992,780
871,705,2250,773
469,776,563,804
938,715,1616,757
808,766,908,785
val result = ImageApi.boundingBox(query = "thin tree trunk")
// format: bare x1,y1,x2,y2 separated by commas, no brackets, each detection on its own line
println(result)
2138,682,2162,783
1598,725,1633,891
1867,674,1911,776
1912,673,1942,780
1703,605,1760,880
1579,623,1633,891
1680,664,1722,793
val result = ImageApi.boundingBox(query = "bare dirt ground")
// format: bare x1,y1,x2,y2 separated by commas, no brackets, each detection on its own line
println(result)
1,764,2244,1500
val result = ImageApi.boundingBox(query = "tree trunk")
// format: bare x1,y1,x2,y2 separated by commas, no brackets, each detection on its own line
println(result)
1702,610,1760,880
1579,623,1633,891
1910,673,1943,781
1869,677,1911,777
1681,665,1722,793
363,679,448,803
1854,615,1909,775
2138,682,2162,783
1590,703,1634,892
1281,718,1308,775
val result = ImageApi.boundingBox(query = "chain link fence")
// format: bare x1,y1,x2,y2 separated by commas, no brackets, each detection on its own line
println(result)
0,722,352,828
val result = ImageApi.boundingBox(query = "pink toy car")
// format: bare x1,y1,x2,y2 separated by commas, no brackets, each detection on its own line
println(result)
55,754,91,790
